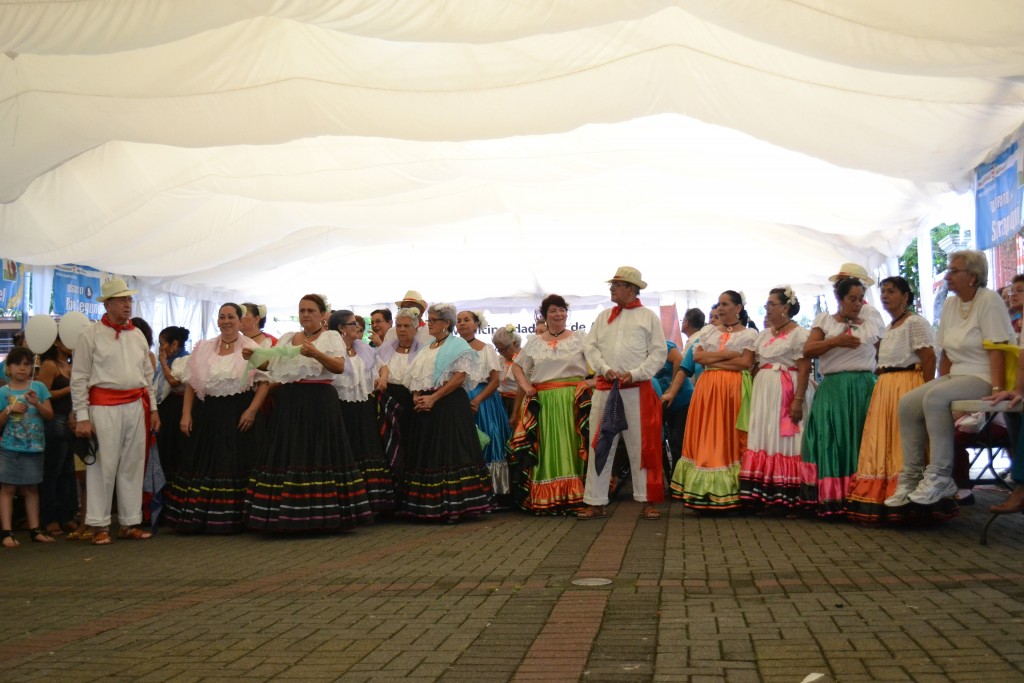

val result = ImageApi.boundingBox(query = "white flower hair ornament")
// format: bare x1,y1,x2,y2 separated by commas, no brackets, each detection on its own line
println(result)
738,290,747,308
504,323,515,333
782,286,797,306
473,311,489,330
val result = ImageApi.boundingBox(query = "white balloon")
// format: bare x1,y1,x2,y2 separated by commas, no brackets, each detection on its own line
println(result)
24,315,58,354
58,311,91,351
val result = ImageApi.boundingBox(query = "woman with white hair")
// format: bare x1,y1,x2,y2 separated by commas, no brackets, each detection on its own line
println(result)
375,307,423,482
400,303,492,521
887,250,1013,516
457,310,512,506
493,324,524,421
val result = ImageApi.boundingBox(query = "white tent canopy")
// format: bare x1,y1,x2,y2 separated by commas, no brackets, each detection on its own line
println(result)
1,0,1023,315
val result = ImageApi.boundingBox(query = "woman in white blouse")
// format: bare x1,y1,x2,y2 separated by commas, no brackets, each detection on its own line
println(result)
799,277,880,517
329,309,394,515
509,294,592,515
492,325,524,423
888,250,1013,513
738,287,811,512
154,326,190,483
457,310,512,507
243,294,372,533
376,308,423,482
846,277,935,523
400,303,492,522
166,304,268,533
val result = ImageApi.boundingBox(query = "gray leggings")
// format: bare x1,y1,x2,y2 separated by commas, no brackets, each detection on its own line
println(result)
897,374,991,480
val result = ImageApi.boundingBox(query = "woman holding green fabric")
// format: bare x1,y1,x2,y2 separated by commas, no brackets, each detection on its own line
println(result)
509,294,591,515
242,294,372,532
671,290,757,511
400,302,492,522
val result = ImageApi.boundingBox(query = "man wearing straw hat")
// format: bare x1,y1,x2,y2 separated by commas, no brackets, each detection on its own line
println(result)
71,277,159,545
579,266,667,520
383,290,432,346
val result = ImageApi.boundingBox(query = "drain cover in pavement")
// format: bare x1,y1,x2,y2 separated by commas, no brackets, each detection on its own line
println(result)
571,577,612,586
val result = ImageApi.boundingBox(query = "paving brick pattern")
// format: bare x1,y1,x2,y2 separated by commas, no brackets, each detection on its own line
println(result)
2,488,1024,682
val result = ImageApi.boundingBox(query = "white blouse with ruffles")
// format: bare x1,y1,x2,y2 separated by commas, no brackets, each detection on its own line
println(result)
403,343,477,392
332,351,377,402
515,330,589,384
813,312,880,374
754,325,809,369
268,330,345,384
877,314,935,369
466,342,502,387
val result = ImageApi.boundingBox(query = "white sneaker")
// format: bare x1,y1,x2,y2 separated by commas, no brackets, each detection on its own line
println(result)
908,474,959,506
884,480,918,507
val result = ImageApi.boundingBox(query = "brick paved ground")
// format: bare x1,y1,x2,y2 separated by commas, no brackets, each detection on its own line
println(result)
2,487,1024,682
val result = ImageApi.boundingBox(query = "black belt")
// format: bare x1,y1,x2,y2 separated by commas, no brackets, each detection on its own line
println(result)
878,364,918,375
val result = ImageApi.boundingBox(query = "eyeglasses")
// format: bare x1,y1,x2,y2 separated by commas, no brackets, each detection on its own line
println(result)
946,268,967,276
764,301,783,308
427,318,445,324
609,282,628,289
341,321,361,327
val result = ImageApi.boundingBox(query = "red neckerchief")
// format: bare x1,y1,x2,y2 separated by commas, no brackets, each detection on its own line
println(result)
608,298,643,324
101,314,135,339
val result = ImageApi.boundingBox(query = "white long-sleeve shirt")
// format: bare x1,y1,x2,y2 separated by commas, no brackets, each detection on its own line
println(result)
71,322,158,421
584,305,667,383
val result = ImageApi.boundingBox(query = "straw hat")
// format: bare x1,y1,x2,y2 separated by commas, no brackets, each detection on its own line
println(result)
828,263,875,286
97,277,139,302
606,266,647,290
394,289,427,311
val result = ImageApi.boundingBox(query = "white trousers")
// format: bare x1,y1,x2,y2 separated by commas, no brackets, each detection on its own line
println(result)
583,386,648,505
85,401,146,527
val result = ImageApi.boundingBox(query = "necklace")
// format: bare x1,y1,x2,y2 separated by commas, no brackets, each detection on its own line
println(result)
245,332,262,340
548,328,567,337
433,333,448,348
347,346,356,357
723,320,740,332
466,337,477,345
773,320,792,335
958,297,975,320
891,309,909,326
302,328,320,340
221,336,239,351
397,343,412,354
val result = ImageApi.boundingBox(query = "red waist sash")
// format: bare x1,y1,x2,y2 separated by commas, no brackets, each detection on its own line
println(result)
592,376,664,503
89,386,148,407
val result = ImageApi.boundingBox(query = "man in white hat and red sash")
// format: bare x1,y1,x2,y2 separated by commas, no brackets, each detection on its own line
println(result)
71,278,160,544
579,266,667,520
383,290,433,346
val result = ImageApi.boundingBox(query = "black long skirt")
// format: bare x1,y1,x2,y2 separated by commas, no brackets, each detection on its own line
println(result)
157,393,186,481
246,383,372,532
401,389,492,521
339,398,396,514
166,391,264,534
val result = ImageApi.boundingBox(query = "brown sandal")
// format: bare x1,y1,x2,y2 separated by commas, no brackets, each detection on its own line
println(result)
91,530,113,545
639,506,661,520
66,526,96,541
117,526,153,540
576,506,606,520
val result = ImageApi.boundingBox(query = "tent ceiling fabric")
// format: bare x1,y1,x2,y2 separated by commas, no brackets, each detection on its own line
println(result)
1,1,1023,309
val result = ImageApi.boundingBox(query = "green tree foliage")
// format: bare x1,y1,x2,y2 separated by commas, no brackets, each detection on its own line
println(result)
898,223,959,302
